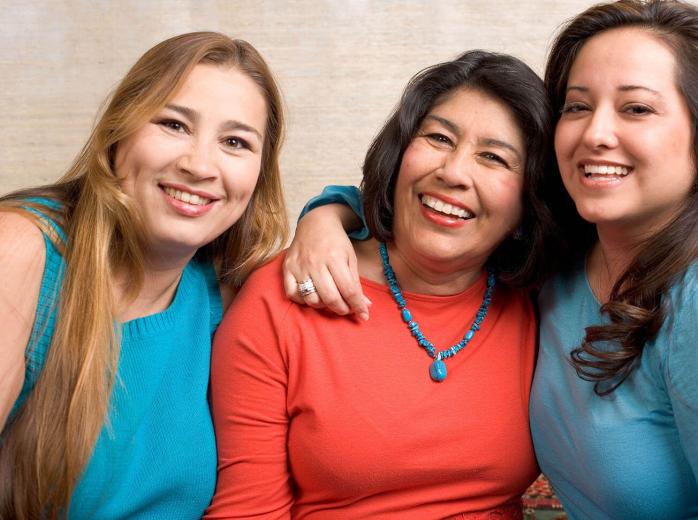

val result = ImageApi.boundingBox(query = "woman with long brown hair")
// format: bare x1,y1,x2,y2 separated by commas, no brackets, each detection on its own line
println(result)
282,1,698,517
0,32,287,519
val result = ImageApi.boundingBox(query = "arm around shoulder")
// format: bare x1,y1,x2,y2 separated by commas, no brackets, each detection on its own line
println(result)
0,210,45,429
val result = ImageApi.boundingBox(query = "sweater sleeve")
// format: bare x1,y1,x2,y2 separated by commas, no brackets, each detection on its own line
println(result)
298,184,369,240
205,262,294,519
665,283,698,481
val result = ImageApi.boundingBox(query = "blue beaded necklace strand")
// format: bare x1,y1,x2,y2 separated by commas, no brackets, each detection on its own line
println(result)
379,242,496,382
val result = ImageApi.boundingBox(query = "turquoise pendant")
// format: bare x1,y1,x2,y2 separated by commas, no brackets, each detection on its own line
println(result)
429,359,447,382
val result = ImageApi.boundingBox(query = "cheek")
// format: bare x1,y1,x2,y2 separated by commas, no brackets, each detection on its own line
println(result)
223,156,264,199
489,176,524,225
554,122,575,161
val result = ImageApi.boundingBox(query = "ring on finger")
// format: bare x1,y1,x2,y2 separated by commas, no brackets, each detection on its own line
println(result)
297,278,317,297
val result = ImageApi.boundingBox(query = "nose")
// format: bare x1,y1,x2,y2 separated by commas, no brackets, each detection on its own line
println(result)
435,149,474,189
581,105,619,150
176,138,215,179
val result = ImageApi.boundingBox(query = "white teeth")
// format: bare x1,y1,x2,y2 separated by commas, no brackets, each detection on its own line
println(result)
583,164,629,176
421,195,473,219
163,186,211,206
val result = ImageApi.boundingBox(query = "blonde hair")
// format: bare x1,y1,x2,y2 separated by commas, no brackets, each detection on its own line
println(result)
0,32,287,518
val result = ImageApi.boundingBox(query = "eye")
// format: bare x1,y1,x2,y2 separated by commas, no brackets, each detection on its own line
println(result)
157,119,188,133
223,136,251,150
425,133,454,147
479,151,510,168
623,103,656,116
560,102,589,115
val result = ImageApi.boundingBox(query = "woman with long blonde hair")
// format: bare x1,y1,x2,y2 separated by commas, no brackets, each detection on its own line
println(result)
0,32,287,519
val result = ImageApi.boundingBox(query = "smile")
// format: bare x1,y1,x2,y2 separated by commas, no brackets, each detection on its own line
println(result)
421,194,474,220
583,164,630,178
162,186,212,206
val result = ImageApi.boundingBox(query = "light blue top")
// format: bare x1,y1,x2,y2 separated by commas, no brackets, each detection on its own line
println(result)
530,262,698,519
8,200,222,519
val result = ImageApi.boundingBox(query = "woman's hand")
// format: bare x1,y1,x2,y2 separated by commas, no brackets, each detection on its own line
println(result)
283,204,371,320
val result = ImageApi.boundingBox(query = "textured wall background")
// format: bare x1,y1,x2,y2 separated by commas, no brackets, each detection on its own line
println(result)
0,0,596,229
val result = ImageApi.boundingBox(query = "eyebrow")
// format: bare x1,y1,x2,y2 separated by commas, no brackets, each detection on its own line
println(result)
425,114,523,161
165,103,263,140
567,85,662,97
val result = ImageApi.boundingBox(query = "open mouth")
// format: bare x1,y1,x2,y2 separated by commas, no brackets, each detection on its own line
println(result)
161,185,212,206
583,164,631,179
420,194,474,220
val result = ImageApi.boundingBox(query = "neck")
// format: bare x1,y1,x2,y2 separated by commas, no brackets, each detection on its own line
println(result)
587,226,644,302
113,251,194,322
358,239,484,295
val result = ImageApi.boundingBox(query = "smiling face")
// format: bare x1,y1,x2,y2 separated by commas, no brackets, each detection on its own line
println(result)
555,27,695,238
391,87,525,277
114,63,267,261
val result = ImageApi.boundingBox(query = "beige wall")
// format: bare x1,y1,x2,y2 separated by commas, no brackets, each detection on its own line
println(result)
0,0,596,228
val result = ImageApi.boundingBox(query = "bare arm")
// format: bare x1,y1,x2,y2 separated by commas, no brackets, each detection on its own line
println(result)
0,211,45,429
283,204,370,320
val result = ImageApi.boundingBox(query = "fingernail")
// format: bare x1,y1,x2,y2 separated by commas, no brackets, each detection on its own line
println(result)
359,311,369,321
363,296,372,307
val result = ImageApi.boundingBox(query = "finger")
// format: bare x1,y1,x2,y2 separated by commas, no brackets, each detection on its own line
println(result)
283,267,306,305
306,267,351,315
328,259,370,320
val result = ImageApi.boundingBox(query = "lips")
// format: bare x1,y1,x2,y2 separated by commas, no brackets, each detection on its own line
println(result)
420,194,474,220
580,162,632,179
162,186,211,206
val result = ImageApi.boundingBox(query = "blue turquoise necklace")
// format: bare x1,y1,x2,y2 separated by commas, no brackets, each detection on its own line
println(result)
379,242,496,382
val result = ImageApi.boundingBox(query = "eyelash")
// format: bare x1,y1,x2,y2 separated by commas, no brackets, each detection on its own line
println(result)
223,137,250,150
426,133,454,146
560,102,588,114
157,119,252,151
623,104,656,115
560,102,657,116
480,152,509,168
158,118,188,133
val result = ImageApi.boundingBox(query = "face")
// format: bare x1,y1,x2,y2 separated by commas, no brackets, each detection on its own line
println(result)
555,28,695,237
115,64,267,260
392,88,525,273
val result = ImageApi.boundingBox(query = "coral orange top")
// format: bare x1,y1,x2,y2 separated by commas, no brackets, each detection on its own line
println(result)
206,254,538,519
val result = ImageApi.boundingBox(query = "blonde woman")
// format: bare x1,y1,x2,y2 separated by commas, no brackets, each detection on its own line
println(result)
0,32,287,519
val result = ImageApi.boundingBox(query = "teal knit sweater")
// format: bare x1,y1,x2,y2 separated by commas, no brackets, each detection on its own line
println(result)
8,201,222,519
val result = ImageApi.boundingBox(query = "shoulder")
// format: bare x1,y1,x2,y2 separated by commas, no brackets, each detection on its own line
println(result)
0,210,46,277
0,210,46,426
659,263,698,375
235,251,288,303
216,252,291,337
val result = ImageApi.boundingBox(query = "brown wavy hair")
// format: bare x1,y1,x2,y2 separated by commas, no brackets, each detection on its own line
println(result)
545,0,698,394
0,32,287,518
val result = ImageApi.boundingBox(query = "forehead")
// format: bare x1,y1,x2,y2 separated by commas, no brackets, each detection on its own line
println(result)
429,88,524,147
570,27,679,86
169,64,267,127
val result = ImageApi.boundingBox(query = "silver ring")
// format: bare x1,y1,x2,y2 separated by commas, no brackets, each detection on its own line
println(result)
297,278,317,297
